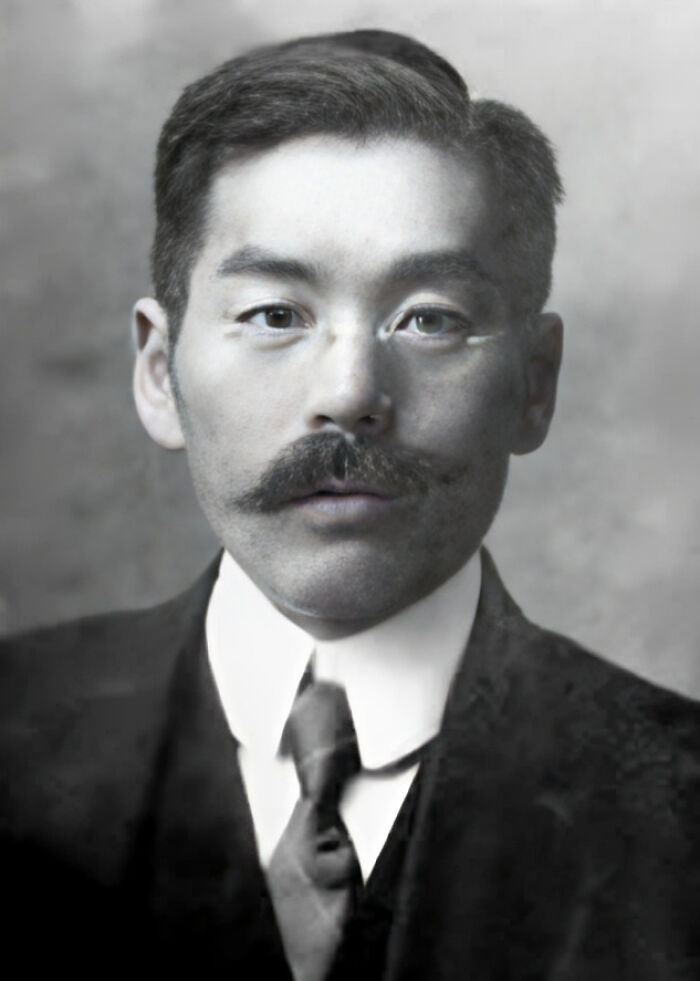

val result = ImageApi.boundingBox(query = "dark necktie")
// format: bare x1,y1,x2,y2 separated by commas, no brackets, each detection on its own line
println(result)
267,680,362,981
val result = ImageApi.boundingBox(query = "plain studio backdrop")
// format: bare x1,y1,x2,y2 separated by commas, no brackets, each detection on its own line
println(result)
1,0,698,696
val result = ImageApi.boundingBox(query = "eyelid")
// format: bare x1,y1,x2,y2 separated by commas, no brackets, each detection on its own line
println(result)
236,301,311,328
389,303,473,335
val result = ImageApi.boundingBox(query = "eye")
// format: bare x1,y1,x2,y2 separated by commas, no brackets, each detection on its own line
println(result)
397,307,472,337
240,305,306,329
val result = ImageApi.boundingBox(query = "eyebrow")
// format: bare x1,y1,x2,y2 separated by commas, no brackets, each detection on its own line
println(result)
217,245,322,284
386,250,499,291
216,244,499,292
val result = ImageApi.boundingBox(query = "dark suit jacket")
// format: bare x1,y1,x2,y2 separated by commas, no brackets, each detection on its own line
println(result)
1,550,699,979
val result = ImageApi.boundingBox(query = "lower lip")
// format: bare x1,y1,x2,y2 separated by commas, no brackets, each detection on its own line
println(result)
291,493,393,522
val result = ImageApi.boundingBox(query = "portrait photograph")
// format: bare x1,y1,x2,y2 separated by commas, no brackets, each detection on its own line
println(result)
1,1,699,977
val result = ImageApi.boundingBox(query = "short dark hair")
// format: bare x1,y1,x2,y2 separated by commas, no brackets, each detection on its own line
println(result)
151,30,563,343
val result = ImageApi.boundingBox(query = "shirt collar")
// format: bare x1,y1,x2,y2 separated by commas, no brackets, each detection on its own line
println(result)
206,551,481,769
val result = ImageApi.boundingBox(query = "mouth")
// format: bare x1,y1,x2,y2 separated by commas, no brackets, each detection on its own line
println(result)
288,478,396,522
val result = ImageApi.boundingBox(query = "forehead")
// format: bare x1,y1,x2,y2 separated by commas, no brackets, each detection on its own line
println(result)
196,135,504,293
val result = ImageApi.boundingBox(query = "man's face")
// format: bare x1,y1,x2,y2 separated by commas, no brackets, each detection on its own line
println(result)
137,135,559,634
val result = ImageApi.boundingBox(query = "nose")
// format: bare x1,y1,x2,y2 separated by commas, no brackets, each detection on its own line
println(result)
303,327,393,437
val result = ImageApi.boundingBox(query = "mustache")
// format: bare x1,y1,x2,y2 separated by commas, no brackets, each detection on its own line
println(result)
232,433,439,513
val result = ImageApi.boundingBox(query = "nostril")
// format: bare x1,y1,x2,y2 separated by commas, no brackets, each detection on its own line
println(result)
308,395,393,435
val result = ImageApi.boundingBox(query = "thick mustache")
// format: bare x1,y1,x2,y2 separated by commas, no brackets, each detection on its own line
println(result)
232,433,437,513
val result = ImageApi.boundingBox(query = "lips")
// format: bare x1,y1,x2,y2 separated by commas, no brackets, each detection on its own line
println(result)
289,478,395,522
291,477,394,501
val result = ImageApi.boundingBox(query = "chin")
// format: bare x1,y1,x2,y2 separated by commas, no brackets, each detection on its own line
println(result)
263,549,465,633
277,572,402,624
219,512,486,627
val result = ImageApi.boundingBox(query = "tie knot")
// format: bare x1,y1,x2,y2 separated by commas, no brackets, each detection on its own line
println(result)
282,680,360,808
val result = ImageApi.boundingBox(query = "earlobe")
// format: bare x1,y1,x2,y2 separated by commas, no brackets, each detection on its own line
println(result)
512,312,563,456
131,298,186,450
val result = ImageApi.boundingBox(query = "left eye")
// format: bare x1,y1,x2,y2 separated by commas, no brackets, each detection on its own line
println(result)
399,309,470,336
242,306,305,329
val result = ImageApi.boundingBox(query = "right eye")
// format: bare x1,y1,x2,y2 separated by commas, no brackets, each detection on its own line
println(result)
240,305,306,329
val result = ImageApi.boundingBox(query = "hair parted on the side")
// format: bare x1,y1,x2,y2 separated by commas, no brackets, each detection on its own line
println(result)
151,29,563,342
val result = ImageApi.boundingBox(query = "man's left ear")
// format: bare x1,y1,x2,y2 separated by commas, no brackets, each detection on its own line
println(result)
512,312,563,455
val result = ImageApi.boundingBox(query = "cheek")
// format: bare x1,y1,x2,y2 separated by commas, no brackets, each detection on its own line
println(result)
173,359,304,514
398,348,524,458
175,332,307,440
174,348,258,450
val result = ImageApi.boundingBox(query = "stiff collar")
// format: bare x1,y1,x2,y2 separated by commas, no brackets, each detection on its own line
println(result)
206,551,481,769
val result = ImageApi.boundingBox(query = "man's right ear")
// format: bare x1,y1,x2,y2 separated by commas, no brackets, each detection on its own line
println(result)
131,298,186,450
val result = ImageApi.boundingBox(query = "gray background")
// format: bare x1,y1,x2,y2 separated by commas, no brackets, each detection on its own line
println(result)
2,0,698,696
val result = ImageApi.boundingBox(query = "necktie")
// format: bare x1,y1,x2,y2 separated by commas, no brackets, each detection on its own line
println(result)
267,680,362,981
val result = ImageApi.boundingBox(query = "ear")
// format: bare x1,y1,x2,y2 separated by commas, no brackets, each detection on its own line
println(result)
131,297,185,450
512,312,563,455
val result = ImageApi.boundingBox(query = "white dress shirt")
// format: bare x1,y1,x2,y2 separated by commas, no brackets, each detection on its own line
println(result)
205,551,481,881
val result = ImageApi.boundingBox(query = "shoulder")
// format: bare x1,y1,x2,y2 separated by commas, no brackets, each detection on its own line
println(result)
0,556,220,732
529,620,700,780
0,558,220,853
478,548,700,763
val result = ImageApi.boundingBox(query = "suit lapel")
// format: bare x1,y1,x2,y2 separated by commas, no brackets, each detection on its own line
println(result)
383,549,583,980
140,610,292,976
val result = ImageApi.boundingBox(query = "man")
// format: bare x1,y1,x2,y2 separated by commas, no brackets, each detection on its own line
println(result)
1,29,699,980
